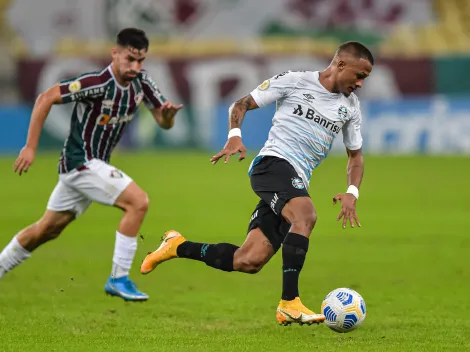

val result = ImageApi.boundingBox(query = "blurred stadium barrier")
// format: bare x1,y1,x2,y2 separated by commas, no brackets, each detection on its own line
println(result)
2,94,470,155
1,0,470,155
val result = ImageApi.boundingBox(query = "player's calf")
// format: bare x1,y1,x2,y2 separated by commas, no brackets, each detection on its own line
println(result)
233,248,269,274
279,198,316,302
0,210,74,278
17,214,73,252
178,241,239,272
142,228,275,275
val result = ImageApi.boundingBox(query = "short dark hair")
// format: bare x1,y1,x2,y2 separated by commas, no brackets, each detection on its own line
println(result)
336,41,374,65
116,28,149,51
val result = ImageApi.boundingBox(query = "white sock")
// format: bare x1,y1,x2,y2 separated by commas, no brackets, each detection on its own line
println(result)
0,235,31,278
111,231,137,278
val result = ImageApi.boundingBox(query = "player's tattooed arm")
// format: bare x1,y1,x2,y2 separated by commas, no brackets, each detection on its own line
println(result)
210,95,258,165
228,94,259,130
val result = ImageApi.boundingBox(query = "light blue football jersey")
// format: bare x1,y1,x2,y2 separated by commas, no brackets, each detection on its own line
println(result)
249,70,363,189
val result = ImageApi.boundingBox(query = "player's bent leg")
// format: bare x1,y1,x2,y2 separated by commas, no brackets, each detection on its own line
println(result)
232,228,275,273
141,230,241,274
70,160,149,301
141,226,275,275
0,210,75,279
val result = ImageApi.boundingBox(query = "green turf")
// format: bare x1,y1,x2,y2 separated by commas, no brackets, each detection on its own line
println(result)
0,151,469,351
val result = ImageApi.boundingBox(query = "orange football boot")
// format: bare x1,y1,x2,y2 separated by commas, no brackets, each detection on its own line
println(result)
140,230,186,274
276,297,326,326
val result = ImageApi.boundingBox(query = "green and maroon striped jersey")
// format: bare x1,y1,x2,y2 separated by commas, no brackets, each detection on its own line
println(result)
57,65,166,173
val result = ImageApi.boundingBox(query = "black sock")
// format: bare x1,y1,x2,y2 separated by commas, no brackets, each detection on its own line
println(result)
176,241,239,272
281,232,309,301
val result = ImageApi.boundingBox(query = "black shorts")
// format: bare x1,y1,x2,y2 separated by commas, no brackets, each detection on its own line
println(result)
247,156,310,252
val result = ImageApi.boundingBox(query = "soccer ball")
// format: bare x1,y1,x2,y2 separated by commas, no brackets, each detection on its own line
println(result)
320,288,366,333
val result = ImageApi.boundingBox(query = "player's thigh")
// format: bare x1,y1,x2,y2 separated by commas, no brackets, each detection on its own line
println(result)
250,156,310,217
62,159,135,207
114,181,149,212
281,196,317,225
47,179,91,218
245,200,291,256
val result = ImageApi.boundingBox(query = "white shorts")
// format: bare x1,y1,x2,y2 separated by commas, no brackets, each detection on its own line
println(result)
47,159,133,217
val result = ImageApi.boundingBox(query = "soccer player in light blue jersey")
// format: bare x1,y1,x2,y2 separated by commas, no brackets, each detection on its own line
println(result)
141,42,373,324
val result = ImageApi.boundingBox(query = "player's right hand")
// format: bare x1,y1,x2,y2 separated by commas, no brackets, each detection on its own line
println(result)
13,146,35,176
210,136,247,164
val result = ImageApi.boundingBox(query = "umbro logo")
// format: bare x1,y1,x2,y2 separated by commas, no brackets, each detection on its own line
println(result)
303,93,315,102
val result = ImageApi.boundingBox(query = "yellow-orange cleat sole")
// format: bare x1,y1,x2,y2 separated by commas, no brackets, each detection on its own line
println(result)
276,309,325,326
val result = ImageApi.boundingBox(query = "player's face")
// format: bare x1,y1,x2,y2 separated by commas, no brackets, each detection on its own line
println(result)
336,58,372,96
113,46,147,82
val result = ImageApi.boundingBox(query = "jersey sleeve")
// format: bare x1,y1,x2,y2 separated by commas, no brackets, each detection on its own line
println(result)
140,70,167,109
250,71,304,107
342,98,363,151
59,73,106,104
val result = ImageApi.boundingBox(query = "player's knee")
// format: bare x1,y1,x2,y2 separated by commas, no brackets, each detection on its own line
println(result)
301,209,317,233
283,199,317,233
129,190,150,214
136,193,150,213
117,183,150,214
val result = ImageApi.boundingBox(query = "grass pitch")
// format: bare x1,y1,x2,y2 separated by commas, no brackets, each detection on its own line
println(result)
0,151,469,351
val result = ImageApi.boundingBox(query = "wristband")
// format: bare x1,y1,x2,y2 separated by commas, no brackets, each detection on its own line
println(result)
347,185,359,200
228,128,242,139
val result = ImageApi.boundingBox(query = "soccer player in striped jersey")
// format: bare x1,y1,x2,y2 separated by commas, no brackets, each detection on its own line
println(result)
141,42,373,323
0,28,183,301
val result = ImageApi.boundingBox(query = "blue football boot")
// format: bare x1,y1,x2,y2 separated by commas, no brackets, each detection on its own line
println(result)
104,275,149,302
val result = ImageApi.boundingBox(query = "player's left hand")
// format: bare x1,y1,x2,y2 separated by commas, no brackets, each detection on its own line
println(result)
333,193,361,229
210,136,246,164
13,146,35,176
160,101,183,121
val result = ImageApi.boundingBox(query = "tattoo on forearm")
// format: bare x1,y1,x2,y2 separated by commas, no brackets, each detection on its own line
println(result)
228,95,255,130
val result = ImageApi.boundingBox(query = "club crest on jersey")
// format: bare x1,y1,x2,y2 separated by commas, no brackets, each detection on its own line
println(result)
68,80,81,93
291,177,305,189
338,105,348,119
134,92,144,105
258,80,270,91
110,169,123,178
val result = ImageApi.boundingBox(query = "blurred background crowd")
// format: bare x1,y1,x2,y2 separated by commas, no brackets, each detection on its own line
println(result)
0,0,469,155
